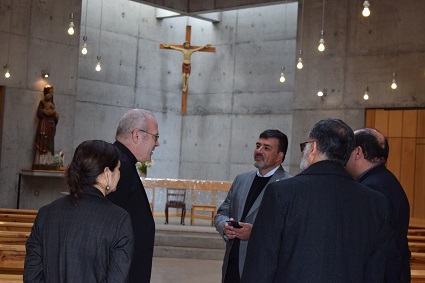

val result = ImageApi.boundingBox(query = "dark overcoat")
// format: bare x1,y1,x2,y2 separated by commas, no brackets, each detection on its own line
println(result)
358,163,411,283
24,186,134,283
107,141,155,283
242,160,390,283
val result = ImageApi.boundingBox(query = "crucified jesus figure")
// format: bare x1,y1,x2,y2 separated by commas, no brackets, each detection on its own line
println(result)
162,42,211,92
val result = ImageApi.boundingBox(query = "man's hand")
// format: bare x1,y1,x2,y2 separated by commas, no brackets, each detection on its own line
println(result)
223,218,253,240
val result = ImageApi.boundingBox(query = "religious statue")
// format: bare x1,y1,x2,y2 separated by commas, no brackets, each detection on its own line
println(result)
33,85,60,169
162,42,211,92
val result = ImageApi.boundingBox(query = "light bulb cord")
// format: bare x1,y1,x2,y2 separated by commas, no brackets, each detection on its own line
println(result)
98,0,104,55
321,0,325,32
6,1,13,65
84,0,88,36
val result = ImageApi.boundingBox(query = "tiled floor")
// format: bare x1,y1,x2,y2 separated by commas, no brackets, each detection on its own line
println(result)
151,215,223,283
151,257,222,283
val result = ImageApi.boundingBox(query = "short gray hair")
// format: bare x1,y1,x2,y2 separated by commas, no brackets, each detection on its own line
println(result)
116,109,153,139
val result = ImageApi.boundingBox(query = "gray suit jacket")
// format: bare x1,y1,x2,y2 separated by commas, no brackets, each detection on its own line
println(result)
24,186,134,283
214,165,291,280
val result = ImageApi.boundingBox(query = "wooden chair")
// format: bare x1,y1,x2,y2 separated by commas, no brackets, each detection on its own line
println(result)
165,189,186,225
190,189,216,226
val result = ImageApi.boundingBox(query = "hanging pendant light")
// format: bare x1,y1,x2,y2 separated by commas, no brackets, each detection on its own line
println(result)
391,72,397,90
318,0,326,52
81,0,89,55
82,36,88,55
96,0,104,71
363,86,369,100
362,0,371,17
4,2,13,79
95,56,102,71
68,13,75,35
297,0,305,69
4,65,11,79
279,67,286,83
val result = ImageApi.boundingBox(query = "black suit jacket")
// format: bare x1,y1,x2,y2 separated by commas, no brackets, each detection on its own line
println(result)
358,163,411,283
107,141,155,283
242,160,390,283
24,186,134,283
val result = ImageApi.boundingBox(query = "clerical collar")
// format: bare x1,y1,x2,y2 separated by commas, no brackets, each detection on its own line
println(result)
257,165,280,177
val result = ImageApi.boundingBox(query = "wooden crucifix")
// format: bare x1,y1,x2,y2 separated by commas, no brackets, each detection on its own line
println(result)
160,25,216,114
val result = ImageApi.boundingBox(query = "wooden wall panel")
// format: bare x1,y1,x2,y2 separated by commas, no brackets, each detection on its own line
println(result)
388,110,403,137
400,138,416,216
387,138,402,179
374,110,389,136
402,110,418,138
417,110,425,138
413,141,425,218
365,109,375,128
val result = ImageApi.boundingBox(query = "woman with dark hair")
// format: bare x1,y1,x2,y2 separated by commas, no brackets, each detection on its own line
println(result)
24,140,134,283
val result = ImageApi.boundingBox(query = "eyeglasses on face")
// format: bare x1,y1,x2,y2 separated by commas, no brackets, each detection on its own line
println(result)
136,129,159,142
299,140,315,152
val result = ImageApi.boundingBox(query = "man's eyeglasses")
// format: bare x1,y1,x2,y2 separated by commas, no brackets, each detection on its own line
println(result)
136,129,159,142
299,140,315,152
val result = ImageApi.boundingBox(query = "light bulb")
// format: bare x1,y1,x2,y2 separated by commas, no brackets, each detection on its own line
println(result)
68,13,75,35
297,57,304,69
68,21,75,35
362,1,371,17
5,69,10,78
318,36,325,52
391,73,397,90
82,42,88,55
363,87,369,100
279,73,286,83
317,90,324,97
96,56,102,72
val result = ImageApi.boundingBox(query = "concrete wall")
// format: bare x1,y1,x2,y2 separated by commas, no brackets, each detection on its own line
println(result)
289,0,425,173
0,0,297,209
0,0,80,208
1,0,424,210
73,1,297,183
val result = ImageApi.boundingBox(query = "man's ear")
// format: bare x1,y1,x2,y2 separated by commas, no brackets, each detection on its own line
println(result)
278,151,285,162
131,130,139,144
355,146,363,160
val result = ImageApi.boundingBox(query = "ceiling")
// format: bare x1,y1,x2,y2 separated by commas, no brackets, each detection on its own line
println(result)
130,0,295,16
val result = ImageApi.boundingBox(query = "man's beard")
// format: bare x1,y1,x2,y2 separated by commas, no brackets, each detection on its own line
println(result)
299,147,309,172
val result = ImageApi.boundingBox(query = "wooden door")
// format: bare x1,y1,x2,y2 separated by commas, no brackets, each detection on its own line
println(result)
365,109,425,218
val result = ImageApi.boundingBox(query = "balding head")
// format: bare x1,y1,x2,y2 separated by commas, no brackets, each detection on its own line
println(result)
345,128,389,178
354,128,389,164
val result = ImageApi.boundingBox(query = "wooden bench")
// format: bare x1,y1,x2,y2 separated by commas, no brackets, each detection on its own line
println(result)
0,273,23,282
410,242,425,253
0,222,33,232
411,218,425,229
0,231,30,245
0,244,26,274
143,178,231,226
0,209,37,215
0,214,37,223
